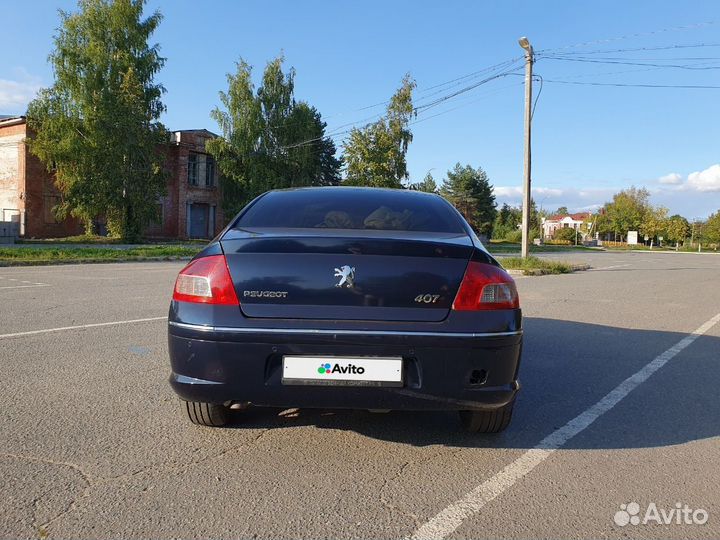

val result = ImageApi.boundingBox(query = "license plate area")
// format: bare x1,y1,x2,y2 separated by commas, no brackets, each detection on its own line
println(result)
282,355,404,387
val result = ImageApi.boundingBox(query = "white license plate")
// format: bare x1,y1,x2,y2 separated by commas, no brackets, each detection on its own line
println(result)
282,356,403,386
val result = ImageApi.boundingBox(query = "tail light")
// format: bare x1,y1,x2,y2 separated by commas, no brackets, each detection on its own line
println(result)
452,261,519,311
172,255,239,305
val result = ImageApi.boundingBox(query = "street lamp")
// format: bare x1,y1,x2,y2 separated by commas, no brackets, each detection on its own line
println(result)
518,36,533,258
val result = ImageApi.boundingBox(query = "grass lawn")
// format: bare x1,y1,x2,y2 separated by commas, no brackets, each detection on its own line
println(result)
0,245,202,265
603,244,719,253
487,241,595,253
498,256,582,275
18,235,208,245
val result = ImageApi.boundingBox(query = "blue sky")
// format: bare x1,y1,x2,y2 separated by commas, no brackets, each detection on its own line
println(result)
2,0,719,218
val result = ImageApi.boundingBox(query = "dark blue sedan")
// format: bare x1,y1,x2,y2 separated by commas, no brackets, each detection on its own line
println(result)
168,187,522,432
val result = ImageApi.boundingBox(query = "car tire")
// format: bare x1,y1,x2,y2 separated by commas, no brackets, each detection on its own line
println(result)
184,400,229,427
459,402,514,433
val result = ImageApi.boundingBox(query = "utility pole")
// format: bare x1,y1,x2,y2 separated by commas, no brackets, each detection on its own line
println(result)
518,36,533,258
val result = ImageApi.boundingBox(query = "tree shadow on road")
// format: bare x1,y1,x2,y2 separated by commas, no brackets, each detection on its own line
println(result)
228,317,720,450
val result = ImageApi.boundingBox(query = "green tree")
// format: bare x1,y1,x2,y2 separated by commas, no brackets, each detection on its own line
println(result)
27,0,168,241
665,214,689,248
410,172,438,193
553,206,569,216
440,163,497,236
343,74,416,188
491,202,541,241
492,203,519,240
640,205,668,247
705,210,720,246
599,187,650,241
207,56,341,217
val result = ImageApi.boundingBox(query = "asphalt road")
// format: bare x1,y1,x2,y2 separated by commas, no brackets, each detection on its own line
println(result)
1,250,719,539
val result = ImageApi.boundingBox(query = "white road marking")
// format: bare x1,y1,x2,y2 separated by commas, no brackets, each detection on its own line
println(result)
0,284,50,290
591,264,631,271
410,311,720,540
0,316,168,340
0,276,49,289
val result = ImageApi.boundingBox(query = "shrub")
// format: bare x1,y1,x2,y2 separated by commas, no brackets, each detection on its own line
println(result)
505,229,523,243
554,227,580,243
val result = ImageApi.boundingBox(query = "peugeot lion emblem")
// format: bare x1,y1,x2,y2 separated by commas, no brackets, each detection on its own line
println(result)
334,265,355,288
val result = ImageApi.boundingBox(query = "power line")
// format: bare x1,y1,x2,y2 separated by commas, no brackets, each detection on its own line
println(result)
540,64,690,80
407,82,524,127
531,74,543,120
330,57,523,115
314,67,525,145
414,68,523,112
540,42,720,57
537,21,717,54
542,79,720,89
281,65,524,151
545,55,720,61
540,55,720,70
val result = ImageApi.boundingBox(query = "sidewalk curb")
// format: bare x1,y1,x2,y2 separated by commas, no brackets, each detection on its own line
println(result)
0,256,193,267
505,263,590,277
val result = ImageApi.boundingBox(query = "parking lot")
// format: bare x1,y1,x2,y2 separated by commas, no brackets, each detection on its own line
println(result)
1,250,719,539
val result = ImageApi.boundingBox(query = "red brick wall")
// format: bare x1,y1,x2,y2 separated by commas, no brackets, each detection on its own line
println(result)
158,131,224,240
143,144,180,238
0,122,26,226
0,120,83,238
23,143,84,238
2,121,226,240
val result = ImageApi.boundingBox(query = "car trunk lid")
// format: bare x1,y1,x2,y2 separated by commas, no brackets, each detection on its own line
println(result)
221,228,473,322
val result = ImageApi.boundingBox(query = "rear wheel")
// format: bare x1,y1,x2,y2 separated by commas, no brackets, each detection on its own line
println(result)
184,400,229,427
459,402,514,433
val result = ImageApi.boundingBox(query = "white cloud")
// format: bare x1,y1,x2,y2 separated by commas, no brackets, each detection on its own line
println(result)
494,185,616,212
0,69,43,113
494,186,523,198
687,164,720,192
659,172,682,185
534,187,564,197
576,203,603,212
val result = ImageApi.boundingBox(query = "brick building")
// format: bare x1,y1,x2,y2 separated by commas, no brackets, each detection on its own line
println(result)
0,115,83,237
146,129,224,239
0,116,224,239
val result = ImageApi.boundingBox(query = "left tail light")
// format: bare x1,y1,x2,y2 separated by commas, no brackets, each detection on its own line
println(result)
172,255,239,305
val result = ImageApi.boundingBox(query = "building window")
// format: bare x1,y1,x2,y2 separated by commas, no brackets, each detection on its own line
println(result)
205,155,215,187
188,153,198,185
3,209,20,223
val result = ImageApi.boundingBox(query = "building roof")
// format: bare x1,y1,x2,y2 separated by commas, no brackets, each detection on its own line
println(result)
0,115,26,127
546,212,592,222
173,128,219,138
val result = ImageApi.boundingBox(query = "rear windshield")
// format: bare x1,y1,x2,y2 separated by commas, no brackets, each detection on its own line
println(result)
234,189,465,233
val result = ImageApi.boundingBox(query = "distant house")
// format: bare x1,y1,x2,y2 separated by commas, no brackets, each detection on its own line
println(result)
0,116,224,239
541,212,593,240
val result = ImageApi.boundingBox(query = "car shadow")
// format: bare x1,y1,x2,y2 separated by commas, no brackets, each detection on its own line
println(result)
224,317,720,450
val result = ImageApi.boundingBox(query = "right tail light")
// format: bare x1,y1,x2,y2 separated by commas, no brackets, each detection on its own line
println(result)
452,262,519,311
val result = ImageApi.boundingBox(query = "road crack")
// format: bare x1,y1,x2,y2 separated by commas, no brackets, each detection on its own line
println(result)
105,427,273,483
0,452,93,536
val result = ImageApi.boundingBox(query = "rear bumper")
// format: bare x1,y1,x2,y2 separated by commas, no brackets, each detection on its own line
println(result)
168,322,522,411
